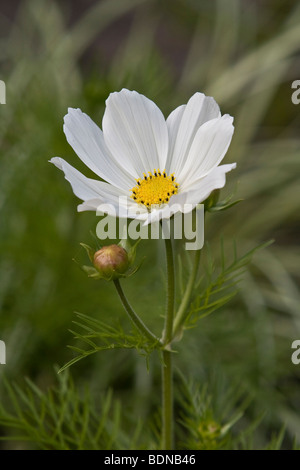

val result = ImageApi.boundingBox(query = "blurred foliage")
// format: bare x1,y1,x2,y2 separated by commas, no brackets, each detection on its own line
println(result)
0,369,144,450
0,0,299,449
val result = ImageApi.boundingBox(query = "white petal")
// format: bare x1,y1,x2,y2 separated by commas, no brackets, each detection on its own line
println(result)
165,104,186,172
63,108,134,189
179,115,234,189
50,158,148,218
142,192,188,226
102,89,169,177
168,93,221,176
78,198,149,221
182,163,237,205
77,199,102,212
50,157,129,204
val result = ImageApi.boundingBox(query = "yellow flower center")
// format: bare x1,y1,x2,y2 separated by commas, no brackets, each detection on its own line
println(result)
130,169,179,208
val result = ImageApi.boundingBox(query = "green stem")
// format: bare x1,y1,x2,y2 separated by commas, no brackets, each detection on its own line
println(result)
162,349,173,450
161,236,175,449
162,237,175,345
113,279,161,345
172,249,201,338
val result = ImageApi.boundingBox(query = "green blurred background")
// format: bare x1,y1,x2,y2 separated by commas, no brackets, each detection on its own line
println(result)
0,0,299,449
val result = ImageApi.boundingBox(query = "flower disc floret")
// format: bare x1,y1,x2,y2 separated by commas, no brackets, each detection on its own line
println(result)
130,169,179,208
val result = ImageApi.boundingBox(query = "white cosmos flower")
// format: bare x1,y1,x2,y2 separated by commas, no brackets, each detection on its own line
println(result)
50,89,236,225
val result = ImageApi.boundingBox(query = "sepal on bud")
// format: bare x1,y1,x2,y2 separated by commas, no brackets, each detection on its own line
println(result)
205,188,242,213
204,189,220,211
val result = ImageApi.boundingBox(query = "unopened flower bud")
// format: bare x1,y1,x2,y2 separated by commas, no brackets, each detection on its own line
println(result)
93,244,129,280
